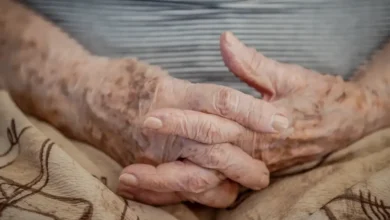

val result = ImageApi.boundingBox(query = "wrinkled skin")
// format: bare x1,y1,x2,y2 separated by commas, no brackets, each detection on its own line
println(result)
84,58,283,166
222,31,377,171
118,32,389,207
2,0,389,209
1,0,286,208
81,57,285,207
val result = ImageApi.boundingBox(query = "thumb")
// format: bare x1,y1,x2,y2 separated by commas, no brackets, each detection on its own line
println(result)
220,31,306,100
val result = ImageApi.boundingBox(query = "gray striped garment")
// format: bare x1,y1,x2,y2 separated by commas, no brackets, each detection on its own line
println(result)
23,0,390,95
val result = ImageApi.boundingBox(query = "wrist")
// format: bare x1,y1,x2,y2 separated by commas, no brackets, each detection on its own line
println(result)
359,84,390,135
82,57,170,129
331,81,390,142
78,57,175,165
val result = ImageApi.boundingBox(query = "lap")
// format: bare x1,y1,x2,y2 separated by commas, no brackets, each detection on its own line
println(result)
1,90,389,220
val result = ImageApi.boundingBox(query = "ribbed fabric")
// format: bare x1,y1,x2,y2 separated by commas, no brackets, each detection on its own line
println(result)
24,0,390,94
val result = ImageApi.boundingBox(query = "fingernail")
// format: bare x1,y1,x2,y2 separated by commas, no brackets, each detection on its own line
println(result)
271,114,289,132
119,174,138,186
143,117,163,129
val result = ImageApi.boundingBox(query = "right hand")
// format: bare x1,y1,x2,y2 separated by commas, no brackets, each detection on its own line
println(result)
121,32,384,207
76,57,289,207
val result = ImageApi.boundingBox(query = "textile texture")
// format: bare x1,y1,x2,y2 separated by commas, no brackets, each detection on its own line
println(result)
1,88,390,220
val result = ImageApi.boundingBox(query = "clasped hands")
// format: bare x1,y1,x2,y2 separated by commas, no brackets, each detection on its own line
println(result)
82,32,371,208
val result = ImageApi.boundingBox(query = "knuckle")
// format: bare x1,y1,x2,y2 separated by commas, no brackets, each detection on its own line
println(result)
178,111,192,138
149,178,163,189
186,175,209,193
206,144,230,169
237,100,255,125
142,170,165,190
255,101,266,124
198,121,222,144
190,113,203,140
214,88,238,117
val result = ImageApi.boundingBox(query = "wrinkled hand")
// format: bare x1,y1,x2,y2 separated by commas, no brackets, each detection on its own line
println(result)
80,56,288,207
218,32,376,171
121,32,379,206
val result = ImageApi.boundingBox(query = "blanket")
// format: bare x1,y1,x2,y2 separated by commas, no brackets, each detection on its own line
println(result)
0,90,389,220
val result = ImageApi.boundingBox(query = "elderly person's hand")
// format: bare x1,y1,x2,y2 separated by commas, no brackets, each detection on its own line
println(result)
218,32,385,171
0,0,287,207
79,56,288,207
120,32,389,206
3,0,388,210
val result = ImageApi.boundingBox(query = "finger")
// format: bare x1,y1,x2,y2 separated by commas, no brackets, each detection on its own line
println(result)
143,108,245,144
181,142,270,190
119,160,225,193
220,32,275,99
187,83,289,133
220,31,309,99
117,184,183,205
118,180,239,208
147,84,289,134
181,180,239,208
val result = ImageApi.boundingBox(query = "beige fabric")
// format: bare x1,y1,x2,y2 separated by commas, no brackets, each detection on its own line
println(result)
0,91,180,220
0,90,389,220
218,123,390,219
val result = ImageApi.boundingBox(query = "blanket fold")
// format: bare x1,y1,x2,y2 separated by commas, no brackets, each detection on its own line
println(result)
0,90,389,220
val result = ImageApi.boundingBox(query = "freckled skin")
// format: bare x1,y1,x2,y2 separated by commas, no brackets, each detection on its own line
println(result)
227,38,390,172
0,0,88,133
0,0,201,168
0,0,144,165
2,0,390,183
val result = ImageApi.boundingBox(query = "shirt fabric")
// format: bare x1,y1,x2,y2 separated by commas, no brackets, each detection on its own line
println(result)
23,0,390,94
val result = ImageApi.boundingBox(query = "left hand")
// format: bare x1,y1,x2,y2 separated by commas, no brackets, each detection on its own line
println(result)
118,32,383,206
81,57,280,208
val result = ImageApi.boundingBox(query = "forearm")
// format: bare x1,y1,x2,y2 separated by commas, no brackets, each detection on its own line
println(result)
245,40,390,172
0,0,92,130
0,0,133,164
0,1,167,165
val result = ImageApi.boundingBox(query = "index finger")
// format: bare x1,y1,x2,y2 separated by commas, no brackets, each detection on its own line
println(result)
184,83,289,133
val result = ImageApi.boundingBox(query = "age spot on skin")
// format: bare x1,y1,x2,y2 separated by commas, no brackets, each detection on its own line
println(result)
35,75,44,85
115,76,123,86
25,40,37,49
59,79,69,96
336,92,346,103
355,95,366,110
41,51,47,60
